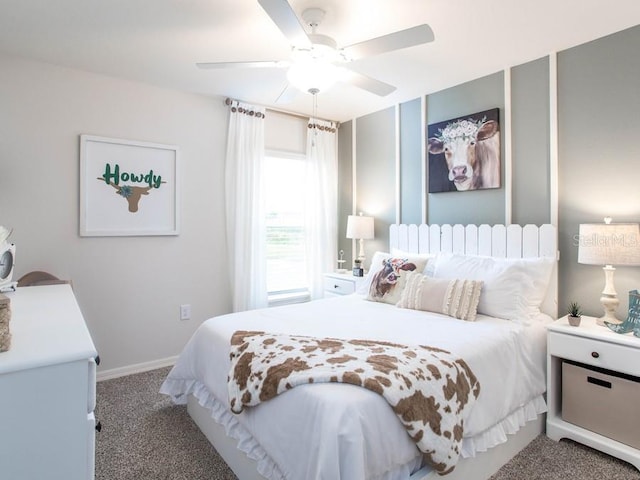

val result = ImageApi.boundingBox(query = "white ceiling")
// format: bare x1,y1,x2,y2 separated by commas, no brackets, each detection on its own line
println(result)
0,0,639,122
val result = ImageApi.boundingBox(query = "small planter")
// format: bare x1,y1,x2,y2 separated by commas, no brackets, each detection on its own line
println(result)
568,315,582,327
567,301,583,327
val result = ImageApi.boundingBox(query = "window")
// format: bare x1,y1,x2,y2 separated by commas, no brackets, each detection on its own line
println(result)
264,152,308,302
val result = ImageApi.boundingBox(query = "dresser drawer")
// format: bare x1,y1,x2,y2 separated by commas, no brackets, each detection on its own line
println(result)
549,331,640,377
323,276,356,296
87,412,96,480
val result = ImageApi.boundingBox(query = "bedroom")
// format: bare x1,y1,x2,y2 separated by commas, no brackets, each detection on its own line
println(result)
0,0,639,479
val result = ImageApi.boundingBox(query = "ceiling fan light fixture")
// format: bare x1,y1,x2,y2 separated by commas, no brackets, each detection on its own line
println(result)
286,60,341,94
199,2,434,99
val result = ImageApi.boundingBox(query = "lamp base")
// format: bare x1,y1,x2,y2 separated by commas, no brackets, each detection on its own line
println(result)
357,238,366,268
598,293,620,326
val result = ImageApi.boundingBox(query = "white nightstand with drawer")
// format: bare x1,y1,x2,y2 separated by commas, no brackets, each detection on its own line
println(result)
323,272,365,297
546,315,640,472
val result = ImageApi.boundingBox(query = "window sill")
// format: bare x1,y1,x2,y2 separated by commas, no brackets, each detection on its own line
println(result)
268,290,310,307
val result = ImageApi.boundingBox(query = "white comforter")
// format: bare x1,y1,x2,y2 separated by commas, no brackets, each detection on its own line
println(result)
161,294,549,480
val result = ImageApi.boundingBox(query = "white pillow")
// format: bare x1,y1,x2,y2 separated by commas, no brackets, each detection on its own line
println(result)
364,252,429,305
428,253,555,322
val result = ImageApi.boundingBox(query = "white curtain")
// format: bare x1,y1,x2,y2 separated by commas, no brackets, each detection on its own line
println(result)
225,101,268,312
305,119,339,300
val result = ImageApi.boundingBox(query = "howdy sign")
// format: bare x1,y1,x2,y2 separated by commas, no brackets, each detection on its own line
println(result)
97,163,166,213
80,134,179,237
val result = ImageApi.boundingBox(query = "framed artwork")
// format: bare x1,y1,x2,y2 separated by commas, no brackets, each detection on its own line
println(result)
427,108,500,193
80,135,180,236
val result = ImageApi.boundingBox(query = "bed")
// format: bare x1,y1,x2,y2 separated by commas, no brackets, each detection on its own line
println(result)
161,223,558,480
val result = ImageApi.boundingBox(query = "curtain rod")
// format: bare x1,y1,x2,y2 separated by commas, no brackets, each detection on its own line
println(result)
224,97,339,126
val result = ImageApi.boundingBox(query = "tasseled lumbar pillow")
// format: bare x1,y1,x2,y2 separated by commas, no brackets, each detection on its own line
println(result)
397,271,483,321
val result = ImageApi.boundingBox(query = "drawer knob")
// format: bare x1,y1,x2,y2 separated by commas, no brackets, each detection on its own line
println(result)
334,284,339,289
591,351,600,359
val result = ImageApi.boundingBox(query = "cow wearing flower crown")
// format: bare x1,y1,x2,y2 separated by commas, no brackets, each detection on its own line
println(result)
428,117,500,191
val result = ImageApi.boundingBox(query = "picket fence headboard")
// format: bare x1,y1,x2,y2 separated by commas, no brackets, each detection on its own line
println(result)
388,224,558,319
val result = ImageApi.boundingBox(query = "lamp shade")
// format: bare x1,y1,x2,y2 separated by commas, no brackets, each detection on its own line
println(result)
578,223,640,266
346,215,374,240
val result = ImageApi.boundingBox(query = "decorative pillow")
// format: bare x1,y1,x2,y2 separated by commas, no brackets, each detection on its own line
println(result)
365,252,429,305
397,271,483,321
428,253,555,322
390,248,436,275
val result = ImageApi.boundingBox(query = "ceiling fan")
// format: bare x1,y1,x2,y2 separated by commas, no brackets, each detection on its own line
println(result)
197,0,434,101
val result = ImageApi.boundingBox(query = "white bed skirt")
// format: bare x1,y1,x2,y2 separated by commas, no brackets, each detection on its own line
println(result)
173,378,546,480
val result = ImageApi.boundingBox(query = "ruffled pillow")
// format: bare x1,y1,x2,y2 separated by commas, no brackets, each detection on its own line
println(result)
397,271,483,321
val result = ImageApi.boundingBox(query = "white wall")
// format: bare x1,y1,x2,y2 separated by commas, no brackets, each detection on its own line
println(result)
0,53,231,374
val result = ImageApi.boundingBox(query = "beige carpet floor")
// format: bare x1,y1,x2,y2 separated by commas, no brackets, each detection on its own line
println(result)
95,367,640,479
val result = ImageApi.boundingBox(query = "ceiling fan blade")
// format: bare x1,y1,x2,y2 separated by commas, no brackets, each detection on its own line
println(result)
196,60,289,69
258,0,311,47
275,83,299,104
342,24,434,60
341,69,396,97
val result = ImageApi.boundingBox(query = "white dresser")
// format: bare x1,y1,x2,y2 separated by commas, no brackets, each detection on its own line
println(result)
0,284,98,480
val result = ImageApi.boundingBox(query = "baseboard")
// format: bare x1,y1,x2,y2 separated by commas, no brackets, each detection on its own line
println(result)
97,355,178,382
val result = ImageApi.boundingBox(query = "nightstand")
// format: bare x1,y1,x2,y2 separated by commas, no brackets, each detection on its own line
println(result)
547,315,640,472
323,272,365,297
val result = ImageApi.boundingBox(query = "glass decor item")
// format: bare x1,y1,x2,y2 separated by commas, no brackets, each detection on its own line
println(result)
352,258,364,277
336,249,347,273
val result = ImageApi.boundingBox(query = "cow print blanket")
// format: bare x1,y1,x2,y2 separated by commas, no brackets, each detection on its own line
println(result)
228,330,480,475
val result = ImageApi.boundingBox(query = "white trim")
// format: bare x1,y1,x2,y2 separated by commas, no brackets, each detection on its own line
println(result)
351,119,358,260
549,52,559,227
97,355,177,382
421,96,428,224
395,104,401,224
503,68,513,225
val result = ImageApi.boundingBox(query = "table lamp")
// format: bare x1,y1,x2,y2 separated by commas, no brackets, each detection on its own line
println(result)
346,213,374,266
578,218,640,325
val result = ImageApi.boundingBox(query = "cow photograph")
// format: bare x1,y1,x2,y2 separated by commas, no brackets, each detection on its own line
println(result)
427,108,500,193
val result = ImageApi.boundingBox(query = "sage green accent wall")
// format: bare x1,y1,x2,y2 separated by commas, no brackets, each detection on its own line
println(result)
341,25,640,321
426,72,506,225
399,99,423,225
356,107,395,266
558,25,640,317
511,57,551,225
337,120,353,267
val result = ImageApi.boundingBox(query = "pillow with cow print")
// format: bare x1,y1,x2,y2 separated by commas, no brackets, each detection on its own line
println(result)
365,252,430,305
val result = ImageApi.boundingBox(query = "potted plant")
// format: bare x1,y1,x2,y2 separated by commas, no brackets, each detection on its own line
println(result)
567,301,583,326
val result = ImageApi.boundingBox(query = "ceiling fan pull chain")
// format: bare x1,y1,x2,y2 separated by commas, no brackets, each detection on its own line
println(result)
310,89,319,147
